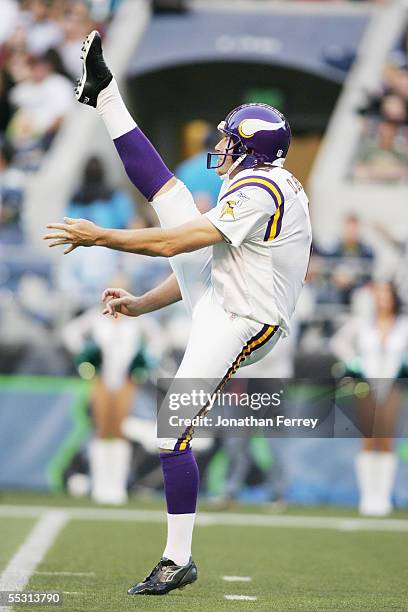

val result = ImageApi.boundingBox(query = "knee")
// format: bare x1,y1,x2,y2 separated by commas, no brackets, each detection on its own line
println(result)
157,438,178,452
157,437,194,453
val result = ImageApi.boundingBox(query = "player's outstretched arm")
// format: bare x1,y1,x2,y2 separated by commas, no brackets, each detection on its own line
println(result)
43,216,223,256
102,273,182,318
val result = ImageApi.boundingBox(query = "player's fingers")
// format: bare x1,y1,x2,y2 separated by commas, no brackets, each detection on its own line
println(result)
48,239,71,248
104,300,119,318
63,217,77,225
107,297,124,309
102,309,117,318
46,223,69,230
101,288,120,303
43,233,70,241
102,299,115,316
108,297,129,316
64,244,77,255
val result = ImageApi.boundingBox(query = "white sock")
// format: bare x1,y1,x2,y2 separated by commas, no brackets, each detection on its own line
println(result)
356,451,397,516
374,451,397,515
89,438,131,505
89,438,109,503
163,513,196,566
109,438,131,504
355,451,377,515
96,78,136,140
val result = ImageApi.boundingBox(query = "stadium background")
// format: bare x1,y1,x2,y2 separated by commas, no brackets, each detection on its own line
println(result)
1,1,408,609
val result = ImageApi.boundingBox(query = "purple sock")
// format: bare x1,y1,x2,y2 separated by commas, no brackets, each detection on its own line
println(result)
160,448,199,514
113,127,174,201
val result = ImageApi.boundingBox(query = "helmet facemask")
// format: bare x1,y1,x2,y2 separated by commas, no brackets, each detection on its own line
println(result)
206,122,248,179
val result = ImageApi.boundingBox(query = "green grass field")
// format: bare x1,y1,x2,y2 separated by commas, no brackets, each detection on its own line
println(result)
1,493,408,611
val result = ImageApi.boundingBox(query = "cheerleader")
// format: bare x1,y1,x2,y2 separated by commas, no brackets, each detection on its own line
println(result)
62,303,161,504
331,281,408,516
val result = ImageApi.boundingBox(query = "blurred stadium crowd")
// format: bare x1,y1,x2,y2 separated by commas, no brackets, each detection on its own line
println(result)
1,1,408,512
0,0,121,243
354,23,408,182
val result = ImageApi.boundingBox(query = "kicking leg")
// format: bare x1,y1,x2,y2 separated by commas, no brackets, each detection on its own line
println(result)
97,77,176,201
76,31,211,313
98,78,212,313
97,79,201,227
76,31,174,200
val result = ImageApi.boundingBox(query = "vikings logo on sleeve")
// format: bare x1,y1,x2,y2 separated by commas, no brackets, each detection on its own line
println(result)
220,200,237,221
219,191,249,221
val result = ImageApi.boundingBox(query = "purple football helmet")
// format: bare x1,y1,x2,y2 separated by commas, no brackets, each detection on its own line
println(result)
207,103,291,172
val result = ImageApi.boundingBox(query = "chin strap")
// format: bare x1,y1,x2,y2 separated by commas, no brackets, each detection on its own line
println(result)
219,154,247,181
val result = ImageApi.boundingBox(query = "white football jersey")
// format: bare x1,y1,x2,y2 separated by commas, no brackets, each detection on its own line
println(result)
205,166,312,335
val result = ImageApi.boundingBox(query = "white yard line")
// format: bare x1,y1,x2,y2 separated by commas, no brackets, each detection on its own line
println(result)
225,595,257,601
1,504,408,532
223,576,252,582
0,510,68,609
33,571,95,577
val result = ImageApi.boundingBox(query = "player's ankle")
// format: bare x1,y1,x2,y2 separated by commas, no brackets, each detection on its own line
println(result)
163,552,190,567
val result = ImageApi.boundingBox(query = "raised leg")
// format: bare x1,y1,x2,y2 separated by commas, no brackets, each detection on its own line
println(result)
96,79,212,314
97,78,174,201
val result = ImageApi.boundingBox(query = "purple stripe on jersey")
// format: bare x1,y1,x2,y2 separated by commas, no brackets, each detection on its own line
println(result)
264,202,285,241
264,216,274,241
275,202,285,239
220,182,280,207
249,175,285,204
222,174,284,202
113,127,174,201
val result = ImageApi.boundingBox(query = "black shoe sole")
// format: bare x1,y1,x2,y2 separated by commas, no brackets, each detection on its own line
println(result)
75,30,112,107
75,30,98,105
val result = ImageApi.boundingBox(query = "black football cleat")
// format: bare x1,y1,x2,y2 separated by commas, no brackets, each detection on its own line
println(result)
127,557,198,595
75,30,113,107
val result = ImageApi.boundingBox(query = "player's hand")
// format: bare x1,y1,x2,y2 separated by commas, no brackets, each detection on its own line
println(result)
101,287,144,318
43,217,101,254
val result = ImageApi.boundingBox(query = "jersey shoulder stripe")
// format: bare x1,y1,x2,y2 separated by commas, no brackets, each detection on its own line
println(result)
220,174,284,209
264,201,284,241
247,174,285,241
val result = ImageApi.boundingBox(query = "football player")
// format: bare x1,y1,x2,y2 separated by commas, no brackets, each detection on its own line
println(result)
44,31,312,595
